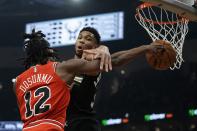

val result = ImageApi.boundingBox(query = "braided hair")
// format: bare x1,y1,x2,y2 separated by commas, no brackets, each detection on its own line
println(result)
22,29,58,69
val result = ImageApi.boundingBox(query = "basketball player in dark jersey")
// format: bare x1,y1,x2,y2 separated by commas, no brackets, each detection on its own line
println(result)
13,29,105,131
65,27,164,131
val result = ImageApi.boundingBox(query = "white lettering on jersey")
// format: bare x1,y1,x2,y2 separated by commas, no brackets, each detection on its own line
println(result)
94,73,101,87
19,74,53,93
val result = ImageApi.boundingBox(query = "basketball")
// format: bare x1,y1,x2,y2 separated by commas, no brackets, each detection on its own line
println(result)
146,40,177,70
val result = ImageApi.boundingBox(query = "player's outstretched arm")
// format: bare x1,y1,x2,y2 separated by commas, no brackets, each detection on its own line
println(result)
81,42,163,70
111,43,163,67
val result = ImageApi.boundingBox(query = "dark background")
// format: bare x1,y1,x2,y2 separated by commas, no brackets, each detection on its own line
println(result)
0,0,197,130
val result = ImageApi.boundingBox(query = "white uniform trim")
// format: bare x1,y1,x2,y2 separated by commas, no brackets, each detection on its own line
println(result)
23,122,62,130
23,119,64,130
29,119,64,127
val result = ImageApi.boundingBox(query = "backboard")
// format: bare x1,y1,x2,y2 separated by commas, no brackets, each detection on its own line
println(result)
140,0,197,22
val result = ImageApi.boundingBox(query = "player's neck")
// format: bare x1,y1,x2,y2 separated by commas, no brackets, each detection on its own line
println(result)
74,55,81,59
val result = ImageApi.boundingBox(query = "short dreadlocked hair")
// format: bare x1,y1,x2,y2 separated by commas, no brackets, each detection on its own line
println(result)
80,27,101,44
22,29,58,69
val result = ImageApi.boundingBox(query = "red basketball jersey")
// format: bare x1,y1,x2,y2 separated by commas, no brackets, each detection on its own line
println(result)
15,61,70,130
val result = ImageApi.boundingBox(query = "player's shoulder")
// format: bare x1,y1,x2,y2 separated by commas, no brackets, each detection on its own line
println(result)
17,68,30,79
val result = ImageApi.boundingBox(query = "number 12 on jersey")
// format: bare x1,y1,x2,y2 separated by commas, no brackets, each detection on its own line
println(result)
24,86,51,119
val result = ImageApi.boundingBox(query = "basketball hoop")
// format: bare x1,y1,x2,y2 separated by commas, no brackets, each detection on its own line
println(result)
135,2,189,70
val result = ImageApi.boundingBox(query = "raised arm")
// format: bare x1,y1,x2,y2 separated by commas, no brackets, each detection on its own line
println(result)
111,45,147,67
81,42,164,70
111,44,163,67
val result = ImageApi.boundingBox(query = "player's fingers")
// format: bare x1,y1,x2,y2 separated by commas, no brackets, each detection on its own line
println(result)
100,54,105,70
108,55,112,71
83,49,96,54
83,50,97,59
93,53,100,59
104,55,109,72
157,45,165,53
93,49,105,60
84,54,94,61
91,54,94,61
152,45,164,54
106,55,112,72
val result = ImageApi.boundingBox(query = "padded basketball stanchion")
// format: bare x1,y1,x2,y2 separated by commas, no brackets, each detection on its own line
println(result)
135,2,189,70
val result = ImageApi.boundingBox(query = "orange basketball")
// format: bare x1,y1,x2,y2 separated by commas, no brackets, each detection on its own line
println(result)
146,40,176,70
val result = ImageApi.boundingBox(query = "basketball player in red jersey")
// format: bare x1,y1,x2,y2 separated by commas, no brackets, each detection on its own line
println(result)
13,29,104,131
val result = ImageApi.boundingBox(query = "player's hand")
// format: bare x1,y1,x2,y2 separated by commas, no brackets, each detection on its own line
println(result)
82,45,112,72
95,45,112,72
82,50,96,61
146,41,165,53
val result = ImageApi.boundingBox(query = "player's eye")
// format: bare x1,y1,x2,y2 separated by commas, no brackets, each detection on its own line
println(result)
86,37,92,41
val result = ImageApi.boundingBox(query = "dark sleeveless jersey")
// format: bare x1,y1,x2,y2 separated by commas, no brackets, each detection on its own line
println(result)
66,73,101,121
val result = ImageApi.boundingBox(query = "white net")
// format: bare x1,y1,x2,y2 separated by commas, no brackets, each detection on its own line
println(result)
135,3,189,70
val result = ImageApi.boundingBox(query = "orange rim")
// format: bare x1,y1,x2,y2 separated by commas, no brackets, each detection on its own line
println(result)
135,2,189,25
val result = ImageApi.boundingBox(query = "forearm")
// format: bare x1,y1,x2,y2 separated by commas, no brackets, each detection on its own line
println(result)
111,45,148,67
65,59,101,74
80,59,101,74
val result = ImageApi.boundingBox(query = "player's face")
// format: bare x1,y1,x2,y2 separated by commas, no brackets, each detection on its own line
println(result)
75,31,98,58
